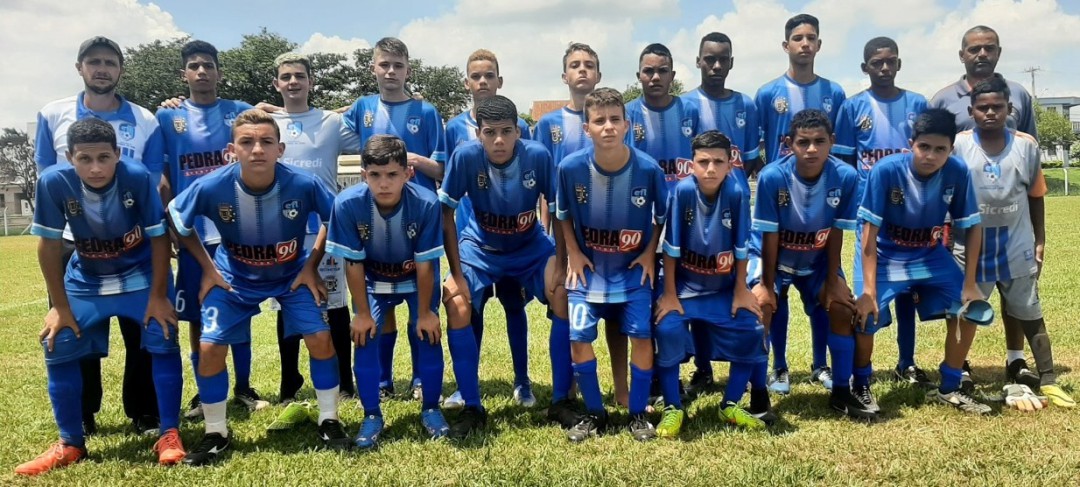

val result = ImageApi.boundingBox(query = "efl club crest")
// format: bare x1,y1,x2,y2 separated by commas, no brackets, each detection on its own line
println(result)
224,112,238,127
66,198,82,216
822,97,833,114
122,191,135,209
735,111,746,128
282,200,301,220
630,187,647,208
173,116,187,134
681,118,693,138
406,222,418,239
773,95,789,114
550,125,563,144
477,172,489,189
575,184,588,204
890,187,905,205
857,115,873,132
778,189,790,207
118,122,135,141
943,186,955,205
357,223,371,241
983,161,1001,182
633,123,645,142
287,121,302,138
218,203,236,223
363,111,374,128
522,170,536,189
406,116,421,135
721,208,733,229
826,188,841,208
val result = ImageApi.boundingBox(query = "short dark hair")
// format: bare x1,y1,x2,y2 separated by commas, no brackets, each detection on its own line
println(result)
863,36,898,62
583,87,625,120
361,134,408,168
788,109,832,139
639,43,673,64
912,108,958,145
475,95,518,128
691,130,732,156
970,76,1010,104
68,118,117,151
784,14,819,39
698,32,732,53
962,25,999,47
181,40,220,67
374,37,409,60
562,42,600,71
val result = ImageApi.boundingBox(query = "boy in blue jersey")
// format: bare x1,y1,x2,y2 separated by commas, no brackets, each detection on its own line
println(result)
952,78,1074,407
834,37,931,387
17,119,184,476
442,49,537,410
327,135,450,450
158,41,265,419
169,110,348,465
439,95,566,438
342,37,446,401
750,110,870,419
626,43,698,189
556,88,668,442
855,108,991,414
654,131,765,436
754,14,846,393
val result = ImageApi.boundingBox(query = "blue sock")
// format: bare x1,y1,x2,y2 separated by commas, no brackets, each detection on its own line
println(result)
828,331,855,390
309,355,340,390
770,298,790,371
506,305,530,385
151,352,183,432
471,306,485,349
408,325,421,386
190,351,200,380
751,360,768,391
810,307,830,370
724,362,754,405
354,338,382,417
896,294,917,370
854,363,873,388
939,363,963,393
573,359,603,414
691,323,712,371
416,337,444,410
47,361,84,448
378,330,396,389
196,368,229,405
448,327,481,407
657,364,682,409
550,316,573,402
231,342,252,392
628,364,653,416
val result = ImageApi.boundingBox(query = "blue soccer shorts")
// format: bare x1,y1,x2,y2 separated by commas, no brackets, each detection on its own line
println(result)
458,234,553,312
655,292,766,367
175,243,219,323
200,278,327,345
854,246,965,334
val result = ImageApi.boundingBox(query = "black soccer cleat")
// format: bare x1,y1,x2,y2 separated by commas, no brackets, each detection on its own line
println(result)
628,413,657,442
566,411,608,443
317,419,351,451
830,388,878,421
1006,358,1041,390
853,384,881,413
183,432,230,466
547,399,581,429
449,406,488,440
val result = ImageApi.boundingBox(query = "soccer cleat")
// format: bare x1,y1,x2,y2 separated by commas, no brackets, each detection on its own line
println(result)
234,387,270,411
268,401,317,432
768,369,791,395
1040,385,1077,408
420,408,450,439
830,389,878,420
566,411,607,443
686,368,714,396
810,366,834,390
379,385,395,401
749,389,779,426
656,406,685,439
14,441,87,476
894,365,934,388
317,419,351,451
442,390,465,409
628,413,657,441
960,360,976,394
449,406,488,440
185,394,204,420
153,428,186,465
182,432,230,466
720,402,766,430
353,415,385,450
411,378,424,402
928,388,992,415
133,415,160,437
853,384,881,413
513,381,537,408
547,399,580,429
1006,359,1041,390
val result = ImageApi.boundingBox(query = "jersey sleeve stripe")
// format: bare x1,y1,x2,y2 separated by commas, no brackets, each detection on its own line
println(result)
833,218,856,231
30,223,64,239
167,207,193,236
952,213,981,229
662,241,681,258
326,241,365,261
751,219,779,233
415,245,445,262
436,190,459,209
144,222,167,238
857,207,883,227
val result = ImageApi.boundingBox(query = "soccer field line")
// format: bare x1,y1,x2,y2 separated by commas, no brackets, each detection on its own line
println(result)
0,298,48,313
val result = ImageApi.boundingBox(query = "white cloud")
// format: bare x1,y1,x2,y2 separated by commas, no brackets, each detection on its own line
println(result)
0,0,184,129
298,33,370,57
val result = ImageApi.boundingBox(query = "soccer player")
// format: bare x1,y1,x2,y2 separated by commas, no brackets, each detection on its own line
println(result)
326,134,449,450
158,41,264,419
952,78,1074,407
18,118,184,475
855,108,991,414
439,95,565,438
833,37,931,387
556,87,668,442
442,49,536,410
654,131,766,435
342,37,447,401
34,35,163,436
750,110,867,419
169,109,347,465
267,53,361,415
754,14,846,393
626,42,698,189
681,31,762,392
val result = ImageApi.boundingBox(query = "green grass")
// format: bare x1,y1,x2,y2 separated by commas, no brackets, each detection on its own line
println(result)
3,202,1080,486
1043,168,1079,196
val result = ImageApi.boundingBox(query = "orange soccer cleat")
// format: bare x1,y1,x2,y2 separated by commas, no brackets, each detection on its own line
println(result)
153,428,187,465
14,441,87,476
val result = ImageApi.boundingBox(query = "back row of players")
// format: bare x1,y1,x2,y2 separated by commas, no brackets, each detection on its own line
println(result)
17,12,1070,475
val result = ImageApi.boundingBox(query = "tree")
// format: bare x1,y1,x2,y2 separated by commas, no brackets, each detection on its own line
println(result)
621,79,686,104
519,112,536,127
119,37,190,109
408,59,469,120
0,129,37,212
219,29,297,106
1035,104,1076,151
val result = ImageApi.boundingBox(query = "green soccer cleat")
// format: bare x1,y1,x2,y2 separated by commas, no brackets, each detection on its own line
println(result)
1041,385,1076,408
656,405,685,438
720,402,766,430
267,401,317,431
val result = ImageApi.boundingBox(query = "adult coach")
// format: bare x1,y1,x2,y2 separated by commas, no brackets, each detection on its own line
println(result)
34,36,163,436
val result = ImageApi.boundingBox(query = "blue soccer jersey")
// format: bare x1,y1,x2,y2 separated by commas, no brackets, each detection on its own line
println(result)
858,153,981,278
751,155,858,275
834,89,927,194
535,107,590,165
158,98,254,245
555,147,668,302
342,95,446,192
167,163,334,288
445,111,532,160
663,175,750,298
625,97,699,190
32,161,167,295
681,87,761,187
755,74,846,163
326,182,444,295
439,139,554,251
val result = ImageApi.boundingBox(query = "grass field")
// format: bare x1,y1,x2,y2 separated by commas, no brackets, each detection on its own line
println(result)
2,198,1080,486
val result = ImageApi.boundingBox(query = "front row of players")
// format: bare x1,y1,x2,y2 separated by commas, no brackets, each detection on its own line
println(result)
16,87,1036,473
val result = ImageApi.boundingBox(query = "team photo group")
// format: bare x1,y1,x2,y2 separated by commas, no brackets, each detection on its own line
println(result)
16,10,1073,476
